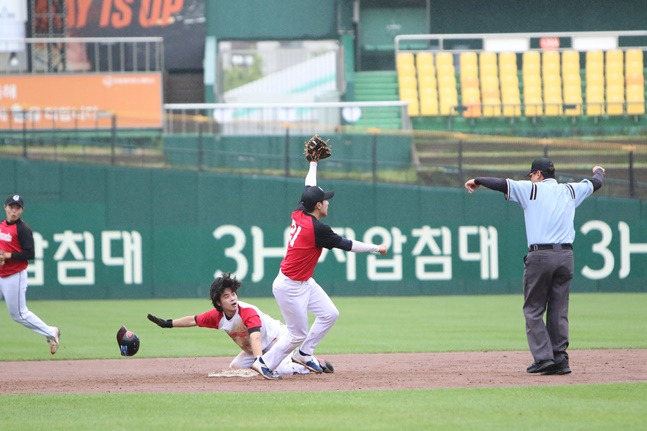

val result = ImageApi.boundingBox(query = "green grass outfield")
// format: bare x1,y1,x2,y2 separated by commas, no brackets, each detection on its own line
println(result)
1,293,646,430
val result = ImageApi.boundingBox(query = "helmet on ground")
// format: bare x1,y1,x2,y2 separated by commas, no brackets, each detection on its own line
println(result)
117,325,140,356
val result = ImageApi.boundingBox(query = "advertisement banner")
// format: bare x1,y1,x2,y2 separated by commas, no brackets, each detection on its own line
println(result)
4,159,644,300
66,0,205,71
0,73,162,129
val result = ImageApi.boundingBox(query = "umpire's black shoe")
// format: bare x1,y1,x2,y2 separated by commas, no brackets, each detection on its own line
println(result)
540,361,572,375
526,359,555,373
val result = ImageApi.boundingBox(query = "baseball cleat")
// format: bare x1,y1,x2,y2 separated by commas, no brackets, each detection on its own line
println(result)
48,327,60,355
252,357,282,380
291,350,323,373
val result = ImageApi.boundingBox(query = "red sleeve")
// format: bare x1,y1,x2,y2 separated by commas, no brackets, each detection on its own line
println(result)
238,305,262,330
195,309,224,329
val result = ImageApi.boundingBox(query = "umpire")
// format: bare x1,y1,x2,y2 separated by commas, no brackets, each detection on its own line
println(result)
465,158,605,375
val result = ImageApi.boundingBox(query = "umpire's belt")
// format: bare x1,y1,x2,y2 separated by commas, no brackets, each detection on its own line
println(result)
528,243,572,252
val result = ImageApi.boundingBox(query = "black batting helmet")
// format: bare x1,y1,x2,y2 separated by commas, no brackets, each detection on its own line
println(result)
117,325,140,356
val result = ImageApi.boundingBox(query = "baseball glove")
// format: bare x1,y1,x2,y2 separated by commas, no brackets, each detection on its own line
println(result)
304,134,331,162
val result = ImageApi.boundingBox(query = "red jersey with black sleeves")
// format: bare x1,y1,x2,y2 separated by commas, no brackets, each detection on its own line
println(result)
194,301,284,355
0,218,35,277
280,208,348,281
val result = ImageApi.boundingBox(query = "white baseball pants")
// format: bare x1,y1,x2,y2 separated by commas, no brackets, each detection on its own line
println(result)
0,270,58,339
262,270,339,371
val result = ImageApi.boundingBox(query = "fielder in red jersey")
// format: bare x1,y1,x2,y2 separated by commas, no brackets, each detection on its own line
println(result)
253,158,388,379
0,194,60,355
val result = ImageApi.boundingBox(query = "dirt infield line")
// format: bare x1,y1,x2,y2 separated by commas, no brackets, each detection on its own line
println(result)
1,349,646,394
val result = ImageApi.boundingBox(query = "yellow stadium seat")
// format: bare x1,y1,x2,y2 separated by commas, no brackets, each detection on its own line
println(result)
542,72,561,92
605,62,623,79
586,83,605,116
397,63,417,80
563,86,582,116
481,75,500,96
586,50,604,64
479,52,497,67
562,50,580,68
542,51,560,74
522,51,540,69
437,62,455,78
397,52,415,68
500,72,519,88
418,74,437,92
436,52,454,67
420,96,439,116
499,52,517,68
417,62,436,79
563,72,581,88
606,84,624,115
502,93,521,117
499,61,518,78
460,51,478,69
626,84,645,115
439,86,458,115
480,63,498,80
524,91,543,117
462,86,482,118
438,73,457,91
416,52,434,68
586,72,604,88
398,73,417,88
501,82,520,97
606,49,623,64
460,63,479,89
626,71,644,87
543,85,563,116
482,96,501,117
625,49,643,65
399,83,417,99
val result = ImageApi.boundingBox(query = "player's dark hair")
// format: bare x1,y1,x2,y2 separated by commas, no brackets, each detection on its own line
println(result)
210,273,241,311
542,166,556,178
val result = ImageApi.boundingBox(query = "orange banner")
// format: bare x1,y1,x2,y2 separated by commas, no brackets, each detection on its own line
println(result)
0,73,162,130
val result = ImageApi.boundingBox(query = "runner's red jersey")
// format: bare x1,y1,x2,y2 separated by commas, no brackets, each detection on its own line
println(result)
280,209,344,281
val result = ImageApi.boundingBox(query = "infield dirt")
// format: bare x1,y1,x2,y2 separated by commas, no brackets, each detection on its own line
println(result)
2,349,646,394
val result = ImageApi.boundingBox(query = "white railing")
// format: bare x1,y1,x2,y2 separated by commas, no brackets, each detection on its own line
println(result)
164,101,411,135
394,30,647,54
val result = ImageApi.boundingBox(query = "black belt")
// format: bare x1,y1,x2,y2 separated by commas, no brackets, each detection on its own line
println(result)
528,243,572,252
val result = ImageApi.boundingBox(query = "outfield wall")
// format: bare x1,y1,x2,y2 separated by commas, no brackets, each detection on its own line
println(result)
2,158,644,300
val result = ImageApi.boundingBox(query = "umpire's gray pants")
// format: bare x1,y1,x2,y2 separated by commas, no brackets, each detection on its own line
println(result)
522,249,574,364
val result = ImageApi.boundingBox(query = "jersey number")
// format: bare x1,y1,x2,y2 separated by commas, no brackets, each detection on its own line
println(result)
288,219,302,247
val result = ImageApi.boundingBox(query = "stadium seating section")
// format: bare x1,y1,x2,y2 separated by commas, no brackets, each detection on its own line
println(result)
396,48,645,119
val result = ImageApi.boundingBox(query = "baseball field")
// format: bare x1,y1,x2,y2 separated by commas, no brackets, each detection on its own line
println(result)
1,293,646,430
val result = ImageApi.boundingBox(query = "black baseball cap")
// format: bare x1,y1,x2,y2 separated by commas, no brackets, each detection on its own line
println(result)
301,186,334,211
4,194,24,207
527,158,555,177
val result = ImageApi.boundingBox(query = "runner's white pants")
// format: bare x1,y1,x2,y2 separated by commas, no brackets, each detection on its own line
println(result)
0,270,57,339
229,327,310,375
262,270,339,371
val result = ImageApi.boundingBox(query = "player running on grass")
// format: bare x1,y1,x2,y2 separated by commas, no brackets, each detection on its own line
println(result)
147,273,333,379
252,136,388,380
0,194,60,355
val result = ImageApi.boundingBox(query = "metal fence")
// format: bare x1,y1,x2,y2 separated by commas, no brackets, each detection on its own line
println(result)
0,105,645,200
0,37,164,74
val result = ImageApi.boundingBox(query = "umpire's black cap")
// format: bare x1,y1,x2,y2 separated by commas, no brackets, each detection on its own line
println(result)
4,194,24,208
527,158,555,178
301,186,334,212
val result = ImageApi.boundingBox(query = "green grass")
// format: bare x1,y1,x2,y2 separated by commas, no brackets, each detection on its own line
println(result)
1,385,645,430
1,293,646,430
